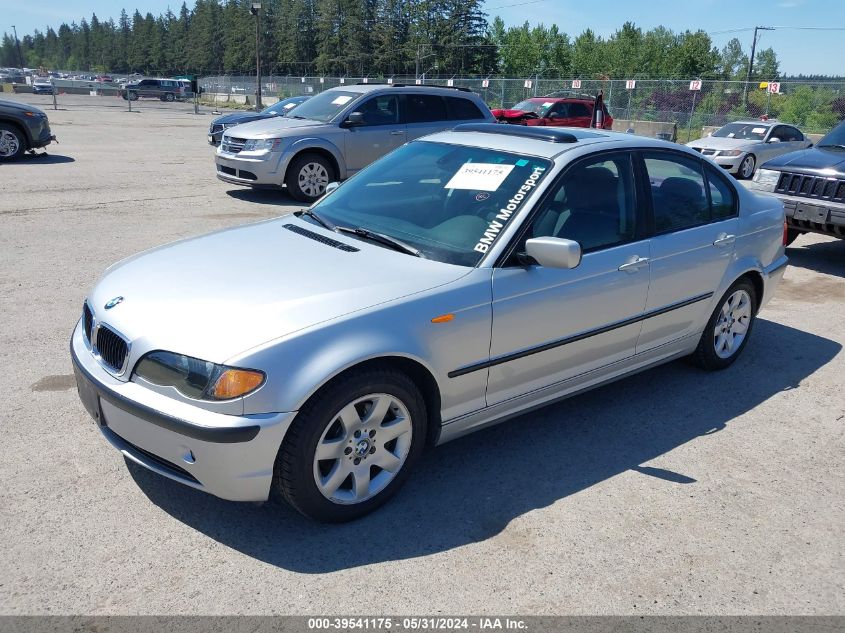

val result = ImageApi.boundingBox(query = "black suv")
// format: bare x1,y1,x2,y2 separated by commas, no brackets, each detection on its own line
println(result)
120,78,184,102
0,98,56,161
749,120,845,242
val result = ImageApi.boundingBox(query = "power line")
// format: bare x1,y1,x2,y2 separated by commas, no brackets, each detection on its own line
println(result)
485,0,547,10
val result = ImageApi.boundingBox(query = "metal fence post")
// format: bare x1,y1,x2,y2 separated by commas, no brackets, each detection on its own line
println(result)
51,79,57,110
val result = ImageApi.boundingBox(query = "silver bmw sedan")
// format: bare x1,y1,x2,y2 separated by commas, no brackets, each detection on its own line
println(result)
72,124,788,522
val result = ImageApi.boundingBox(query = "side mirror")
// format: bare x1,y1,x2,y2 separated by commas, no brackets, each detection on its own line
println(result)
524,237,582,269
768,137,781,143
343,111,364,127
325,181,340,195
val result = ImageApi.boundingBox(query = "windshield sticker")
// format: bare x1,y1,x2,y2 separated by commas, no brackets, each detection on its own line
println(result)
515,159,529,167
727,132,735,138
445,163,515,191
542,101,554,107
473,166,546,254
752,127,766,134
331,95,353,105
283,103,297,109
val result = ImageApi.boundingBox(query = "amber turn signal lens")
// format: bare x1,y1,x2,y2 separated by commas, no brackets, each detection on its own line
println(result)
209,369,265,399
431,313,455,323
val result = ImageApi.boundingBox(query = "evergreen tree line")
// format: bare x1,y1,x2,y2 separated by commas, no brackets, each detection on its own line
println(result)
0,1,809,81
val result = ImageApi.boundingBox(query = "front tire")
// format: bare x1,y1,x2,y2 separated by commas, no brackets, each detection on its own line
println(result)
164,92,175,102
273,368,427,522
285,152,334,203
737,154,756,180
0,123,26,161
691,279,757,370
128,91,138,101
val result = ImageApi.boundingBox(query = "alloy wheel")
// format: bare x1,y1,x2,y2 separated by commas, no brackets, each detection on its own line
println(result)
0,130,20,158
713,289,752,359
312,393,413,505
739,155,755,179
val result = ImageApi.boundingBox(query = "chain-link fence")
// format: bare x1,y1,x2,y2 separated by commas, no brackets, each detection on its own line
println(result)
200,75,845,139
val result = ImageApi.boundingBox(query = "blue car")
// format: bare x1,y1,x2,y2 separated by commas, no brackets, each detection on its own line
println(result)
207,96,310,146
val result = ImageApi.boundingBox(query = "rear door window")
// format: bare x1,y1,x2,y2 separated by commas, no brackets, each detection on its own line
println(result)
405,94,447,123
643,153,710,232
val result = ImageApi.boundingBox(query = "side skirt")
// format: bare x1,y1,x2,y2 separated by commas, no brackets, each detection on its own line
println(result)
436,333,699,445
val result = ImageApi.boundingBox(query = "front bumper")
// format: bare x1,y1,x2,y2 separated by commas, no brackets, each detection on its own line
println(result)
215,150,290,188
749,188,845,239
713,155,743,173
70,322,296,501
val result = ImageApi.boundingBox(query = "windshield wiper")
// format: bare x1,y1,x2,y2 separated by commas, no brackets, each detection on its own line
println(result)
334,226,423,258
293,208,335,231
818,144,845,150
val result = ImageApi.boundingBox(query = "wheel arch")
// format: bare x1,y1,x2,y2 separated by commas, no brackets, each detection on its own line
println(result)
736,269,764,312
295,355,443,448
285,141,345,183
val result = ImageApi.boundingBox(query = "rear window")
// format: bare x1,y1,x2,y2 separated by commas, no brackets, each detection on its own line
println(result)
446,96,485,121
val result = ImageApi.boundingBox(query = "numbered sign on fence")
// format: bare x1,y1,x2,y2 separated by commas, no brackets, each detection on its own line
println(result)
301,77,305,83
625,79,636,90
571,79,581,89
415,78,422,85
447,78,454,86
524,79,533,89
339,77,345,84
319,77,324,84
362,77,368,84
387,77,393,84
768,82,781,94
482,79,489,88
689,80,702,91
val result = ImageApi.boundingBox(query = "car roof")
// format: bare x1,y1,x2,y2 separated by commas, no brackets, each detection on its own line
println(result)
325,84,480,97
524,96,593,103
422,124,686,160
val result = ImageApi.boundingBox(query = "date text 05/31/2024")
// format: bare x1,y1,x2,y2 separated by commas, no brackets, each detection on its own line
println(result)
307,617,528,630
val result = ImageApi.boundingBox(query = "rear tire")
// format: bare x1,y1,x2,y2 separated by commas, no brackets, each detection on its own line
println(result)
285,152,334,203
128,91,138,101
0,123,26,161
273,368,427,522
164,92,175,102
690,278,757,370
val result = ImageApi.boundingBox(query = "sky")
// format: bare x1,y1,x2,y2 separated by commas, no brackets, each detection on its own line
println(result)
0,0,842,76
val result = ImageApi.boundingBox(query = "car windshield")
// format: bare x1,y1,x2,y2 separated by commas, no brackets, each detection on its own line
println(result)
263,98,304,116
280,90,358,122
817,121,845,148
712,123,769,140
512,99,552,116
309,141,551,266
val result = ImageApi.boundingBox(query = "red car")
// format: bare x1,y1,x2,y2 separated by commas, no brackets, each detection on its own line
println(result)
491,96,613,129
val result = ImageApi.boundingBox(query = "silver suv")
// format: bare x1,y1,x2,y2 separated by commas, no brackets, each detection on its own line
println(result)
215,84,495,201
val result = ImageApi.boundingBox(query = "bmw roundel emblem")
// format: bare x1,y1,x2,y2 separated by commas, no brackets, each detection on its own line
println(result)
104,296,124,310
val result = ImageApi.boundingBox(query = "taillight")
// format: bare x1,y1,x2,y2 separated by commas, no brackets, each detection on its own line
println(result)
782,220,788,246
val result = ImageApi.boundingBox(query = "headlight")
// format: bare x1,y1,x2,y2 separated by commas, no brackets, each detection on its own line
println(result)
134,351,265,400
719,149,743,157
242,138,283,152
752,168,781,191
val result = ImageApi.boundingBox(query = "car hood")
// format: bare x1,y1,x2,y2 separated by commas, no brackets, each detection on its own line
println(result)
760,147,845,174
0,99,46,116
491,109,538,120
687,136,754,151
224,116,330,139
212,111,276,127
88,217,470,364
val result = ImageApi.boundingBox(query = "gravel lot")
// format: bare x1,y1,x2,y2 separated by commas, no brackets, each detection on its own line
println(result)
0,94,843,616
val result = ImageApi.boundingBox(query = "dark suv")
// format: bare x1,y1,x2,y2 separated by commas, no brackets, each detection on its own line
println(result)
120,78,184,102
748,120,845,242
0,98,56,161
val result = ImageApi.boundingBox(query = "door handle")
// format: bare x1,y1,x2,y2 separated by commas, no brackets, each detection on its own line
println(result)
389,130,405,136
713,234,736,247
618,256,650,272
